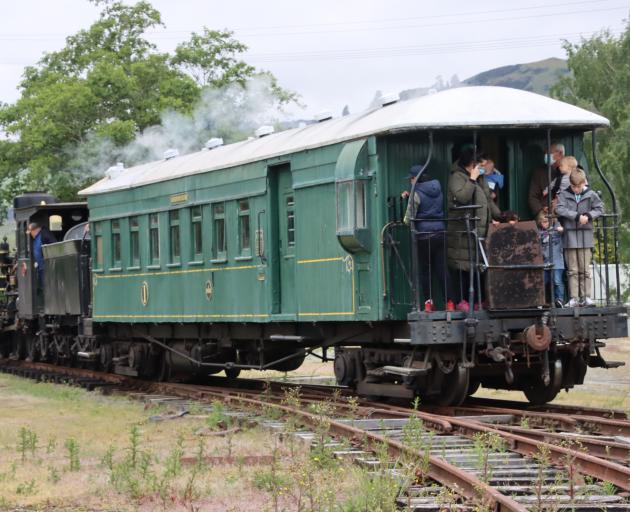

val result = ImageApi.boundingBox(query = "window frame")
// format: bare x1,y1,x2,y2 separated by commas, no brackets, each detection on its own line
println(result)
211,203,227,262
237,199,251,258
129,216,140,269
168,209,181,266
190,205,203,263
110,219,122,270
149,213,160,267
93,222,103,270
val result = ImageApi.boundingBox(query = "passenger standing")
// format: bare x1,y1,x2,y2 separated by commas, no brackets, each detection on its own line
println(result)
447,149,501,310
477,154,504,203
403,166,454,311
536,211,565,308
529,142,565,216
556,169,603,307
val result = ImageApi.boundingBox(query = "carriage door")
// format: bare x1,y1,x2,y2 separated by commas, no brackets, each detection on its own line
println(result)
269,164,296,315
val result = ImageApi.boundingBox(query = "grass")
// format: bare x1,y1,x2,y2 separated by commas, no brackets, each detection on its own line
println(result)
0,373,371,511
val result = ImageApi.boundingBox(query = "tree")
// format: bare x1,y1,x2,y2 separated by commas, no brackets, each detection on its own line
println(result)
172,28,255,87
552,20,630,260
0,0,296,204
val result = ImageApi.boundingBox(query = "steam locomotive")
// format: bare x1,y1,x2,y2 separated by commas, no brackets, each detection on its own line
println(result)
1,86,627,405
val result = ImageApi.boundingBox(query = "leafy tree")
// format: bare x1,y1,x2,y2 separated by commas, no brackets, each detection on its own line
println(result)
0,0,295,205
552,19,630,260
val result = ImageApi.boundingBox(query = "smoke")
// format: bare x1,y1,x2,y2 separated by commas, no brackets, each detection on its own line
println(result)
68,74,295,179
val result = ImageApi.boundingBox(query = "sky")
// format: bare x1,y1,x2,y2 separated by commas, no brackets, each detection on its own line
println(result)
0,0,627,118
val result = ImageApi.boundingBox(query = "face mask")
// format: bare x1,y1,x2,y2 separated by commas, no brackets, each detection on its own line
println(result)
544,154,555,165
478,166,486,175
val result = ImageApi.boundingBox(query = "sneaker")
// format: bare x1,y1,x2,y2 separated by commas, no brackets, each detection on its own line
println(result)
446,299,455,312
424,299,434,312
554,298,564,309
456,299,470,312
565,298,580,308
582,297,596,307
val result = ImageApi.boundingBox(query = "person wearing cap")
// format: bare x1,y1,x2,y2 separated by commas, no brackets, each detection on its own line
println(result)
403,165,454,311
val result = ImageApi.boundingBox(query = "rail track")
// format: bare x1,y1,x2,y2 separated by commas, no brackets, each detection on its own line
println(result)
2,358,630,511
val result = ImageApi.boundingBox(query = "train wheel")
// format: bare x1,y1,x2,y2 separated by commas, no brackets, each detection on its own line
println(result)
157,352,171,382
523,359,562,405
434,365,470,406
99,344,113,373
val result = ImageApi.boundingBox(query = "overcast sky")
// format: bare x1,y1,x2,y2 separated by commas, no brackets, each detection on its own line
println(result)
1,0,627,118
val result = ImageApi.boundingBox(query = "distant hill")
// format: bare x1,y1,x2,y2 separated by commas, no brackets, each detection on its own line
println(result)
462,57,569,96
396,58,569,103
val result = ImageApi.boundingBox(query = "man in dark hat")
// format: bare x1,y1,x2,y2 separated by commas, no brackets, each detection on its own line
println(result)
403,165,454,311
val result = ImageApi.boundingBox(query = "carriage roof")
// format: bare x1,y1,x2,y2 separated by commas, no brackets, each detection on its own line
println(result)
80,86,609,196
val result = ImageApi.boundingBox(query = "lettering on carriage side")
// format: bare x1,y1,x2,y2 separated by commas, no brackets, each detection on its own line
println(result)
140,281,149,306
205,279,214,301
170,192,188,205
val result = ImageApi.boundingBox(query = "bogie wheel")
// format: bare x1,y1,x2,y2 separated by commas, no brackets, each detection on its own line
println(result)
225,367,241,379
434,365,470,406
523,359,563,405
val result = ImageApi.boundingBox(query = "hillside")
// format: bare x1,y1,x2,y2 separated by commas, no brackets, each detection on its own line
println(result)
462,57,569,95
396,58,569,102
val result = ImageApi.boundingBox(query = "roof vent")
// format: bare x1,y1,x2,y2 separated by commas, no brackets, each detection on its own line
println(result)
315,111,333,122
380,92,400,107
105,162,124,180
204,137,224,150
255,125,274,138
164,148,179,160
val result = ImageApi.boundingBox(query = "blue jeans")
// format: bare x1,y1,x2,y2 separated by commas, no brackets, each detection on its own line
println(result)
544,269,565,303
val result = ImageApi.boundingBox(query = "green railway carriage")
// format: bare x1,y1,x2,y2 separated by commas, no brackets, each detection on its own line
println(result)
4,86,626,405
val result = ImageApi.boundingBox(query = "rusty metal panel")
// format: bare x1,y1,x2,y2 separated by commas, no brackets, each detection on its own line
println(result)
485,220,545,309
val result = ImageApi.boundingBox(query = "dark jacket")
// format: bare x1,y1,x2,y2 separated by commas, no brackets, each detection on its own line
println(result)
447,165,501,270
529,165,561,215
404,179,445,237
556,187,604,249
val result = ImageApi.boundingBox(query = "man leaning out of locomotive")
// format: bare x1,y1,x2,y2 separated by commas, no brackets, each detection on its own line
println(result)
556,169,604,308
446,148,501,274
402,166,454,311
28,222,56,286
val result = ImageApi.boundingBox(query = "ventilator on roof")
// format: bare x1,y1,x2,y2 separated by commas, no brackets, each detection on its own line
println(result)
380,92,400,107
255,125,274,138
204,138,224,150
163,148,179,160
315,111,333,122
105,162,124,180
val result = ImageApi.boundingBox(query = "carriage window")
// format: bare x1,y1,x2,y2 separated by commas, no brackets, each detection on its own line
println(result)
191,206,202,260
286,196,295,247
49,215,63,232
111,220,121,268
212,203,226,260
129,216,140,267
169,210,181,264
94,222,103,269
149,214,160,265
336,179,367,232
336,181,353,231
238,200,251,255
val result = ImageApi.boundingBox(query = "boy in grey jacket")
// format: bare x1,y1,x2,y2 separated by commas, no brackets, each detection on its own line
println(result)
556,169,604,307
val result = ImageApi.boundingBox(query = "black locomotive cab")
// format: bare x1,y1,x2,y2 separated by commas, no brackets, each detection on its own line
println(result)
13,193,89,319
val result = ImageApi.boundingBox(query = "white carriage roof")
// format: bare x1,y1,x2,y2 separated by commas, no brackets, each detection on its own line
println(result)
80,86,609,196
